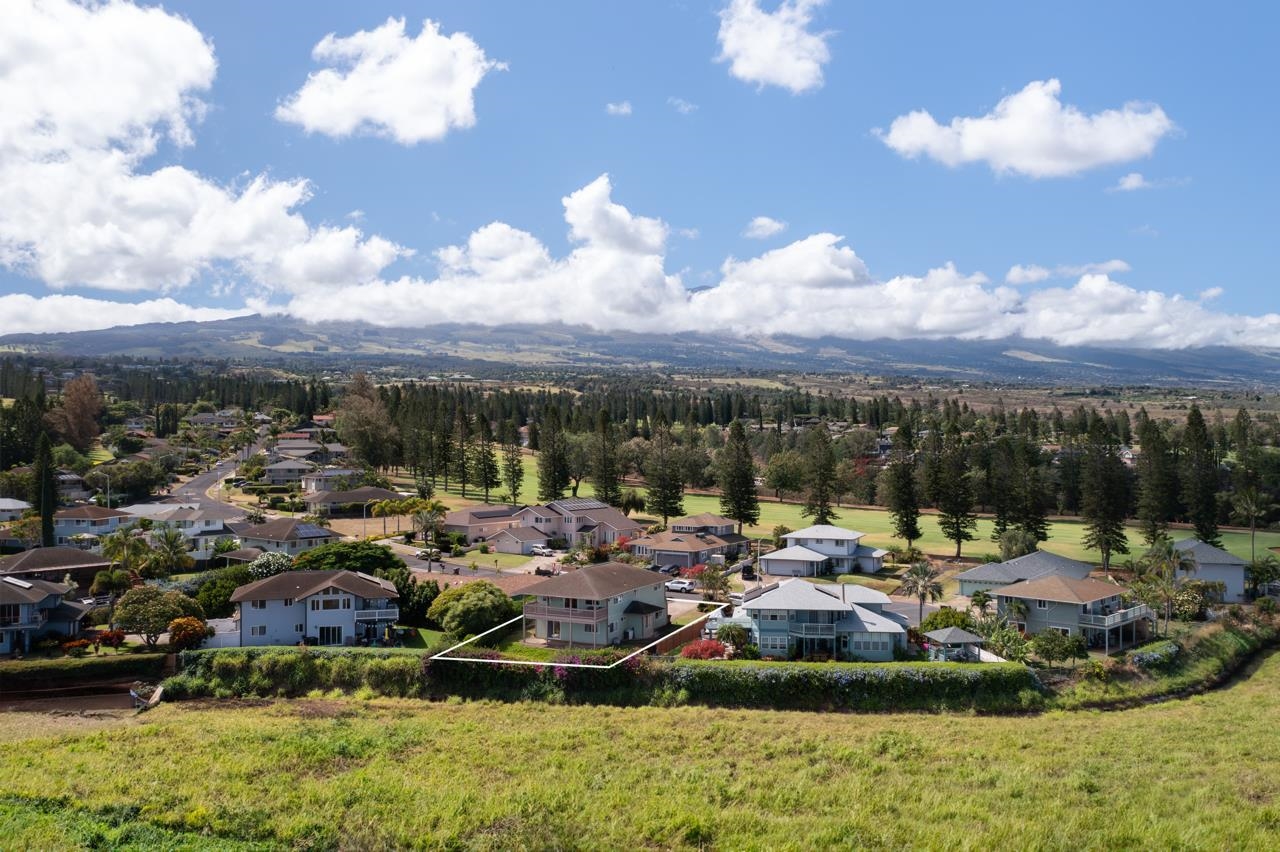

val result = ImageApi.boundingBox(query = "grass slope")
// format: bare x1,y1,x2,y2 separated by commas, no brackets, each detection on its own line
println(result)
3,654,1280,848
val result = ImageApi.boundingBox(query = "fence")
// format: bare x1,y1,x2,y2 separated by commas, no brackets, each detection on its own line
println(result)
650,619,708,655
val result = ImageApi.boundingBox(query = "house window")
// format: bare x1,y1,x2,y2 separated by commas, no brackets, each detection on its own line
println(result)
250,625,266,637
320,599,340,611
1036,599,1048,610
342,598,351,609
294,624,304,633
1052,627,1071,636
318,626,342,646
284,598,294,607
250,600,266,610
583,624,596,633
608,622,615,633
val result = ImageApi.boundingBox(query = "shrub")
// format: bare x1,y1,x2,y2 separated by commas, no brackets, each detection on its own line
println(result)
1258,596,1277,615
98,629,126,651
61,638,92,657
168,616,210,651
681,639,727,660
1127,639,1181,671
920,607,977,633
85,605,112,626
478,543,490,554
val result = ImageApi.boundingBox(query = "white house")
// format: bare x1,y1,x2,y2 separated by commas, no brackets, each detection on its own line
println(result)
145,506,240,562
262,459,315,486
737,579,905,661
514,498,644,549
0,498,31,522
758,525,887,577
300,468,360,494
235,518,338,555
229,569,399,647
52,505,132,548
1174,539,1249,602
522,562,669,647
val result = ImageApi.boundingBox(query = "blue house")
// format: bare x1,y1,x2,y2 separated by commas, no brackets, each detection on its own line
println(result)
738,580,906,661
0,576,89,655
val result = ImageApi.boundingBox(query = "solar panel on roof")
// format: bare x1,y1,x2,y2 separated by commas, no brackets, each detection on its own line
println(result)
3,575,33,589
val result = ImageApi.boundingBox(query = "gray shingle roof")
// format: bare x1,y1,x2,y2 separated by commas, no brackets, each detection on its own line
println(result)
956,549,1093,584
1174,538,1247,566
924,627,985,645
525,562,663,601
230,569,397,603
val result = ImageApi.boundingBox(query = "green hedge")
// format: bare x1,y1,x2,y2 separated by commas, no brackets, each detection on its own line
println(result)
0,653,167,689
168,647,1039,711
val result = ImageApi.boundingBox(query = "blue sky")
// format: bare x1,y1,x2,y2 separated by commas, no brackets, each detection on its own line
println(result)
0,0,1276,346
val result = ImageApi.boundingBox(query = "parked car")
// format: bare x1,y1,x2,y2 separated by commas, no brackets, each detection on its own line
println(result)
530,545,554,557
659,564,681,575
728,592,745,606
417,547,442,560
644,563,662,572
741,565,757,581
665,578,696,593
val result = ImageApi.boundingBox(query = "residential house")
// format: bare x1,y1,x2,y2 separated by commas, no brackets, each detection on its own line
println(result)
0,547,112,590
55,470,91,502
53,506,132,547
994,575,1154,653
956,549,1093,597
758,525,887,577
0,576,89,655
230,569,399,647
300,467,360,494
1174,539,1249,602
626,513,748,568
523,562,669,647
144,506,240,562
443,505,525,543
0,498,31,522
262,459,315,485
236,518,338,555
514,498,644,549
487,526,553,555
301,486,401,515
738,579,905,661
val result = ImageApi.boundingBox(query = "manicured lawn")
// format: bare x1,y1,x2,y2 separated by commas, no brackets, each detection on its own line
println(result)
449,550,531,571
3,653,1280,847
86,442,114,465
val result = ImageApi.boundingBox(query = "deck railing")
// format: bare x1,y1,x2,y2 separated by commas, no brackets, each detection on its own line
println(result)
523,603,608,623
1078,604,1155,628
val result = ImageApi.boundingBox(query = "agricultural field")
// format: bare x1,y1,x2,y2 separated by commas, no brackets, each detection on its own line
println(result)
2,652,1279,848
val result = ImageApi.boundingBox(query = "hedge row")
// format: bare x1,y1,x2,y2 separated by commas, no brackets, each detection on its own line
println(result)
0,653,168,689
166,647,1039,712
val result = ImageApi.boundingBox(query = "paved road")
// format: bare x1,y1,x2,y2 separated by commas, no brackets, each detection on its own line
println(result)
168,439,267,520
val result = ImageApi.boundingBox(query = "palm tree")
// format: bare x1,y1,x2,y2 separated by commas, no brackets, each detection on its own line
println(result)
1247,554,1280,598
1232,488,1271,564
412,499,448,545
969,589,993,618
100,529,151,580
899,561,944,626
1003,597,1029,628
1137,536,1199,634
90,568,131,599
144,527,194,579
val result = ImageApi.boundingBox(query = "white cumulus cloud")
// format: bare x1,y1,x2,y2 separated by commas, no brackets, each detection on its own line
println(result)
668,97,698,114
879,79,1174,178
0,0,407,297
275,17,505,145
605,101,632,116
742,216,788,239
716,0,832,94
0,293,250,335
1007,259,1131,284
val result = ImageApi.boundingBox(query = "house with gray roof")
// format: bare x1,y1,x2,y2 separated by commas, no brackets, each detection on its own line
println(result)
956,549,1093,597
739,579,905,661
1,575,89,655
758,525,887,577
230,569,399,647
0,547,112,589
301,486,401,515
0,498,31,522
487,525,553,555
1174,539,1249,602
994,575,1154,653
237,518,337,555
522,562,668,647
444,504,525,543
514,498,644,549
262,459,315,485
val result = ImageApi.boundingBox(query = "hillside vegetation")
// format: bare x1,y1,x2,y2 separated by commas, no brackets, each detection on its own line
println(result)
3,653,1280,849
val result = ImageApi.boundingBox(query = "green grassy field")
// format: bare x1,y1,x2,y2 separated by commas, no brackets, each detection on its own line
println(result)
418,454,1280,565
2,651,1279,848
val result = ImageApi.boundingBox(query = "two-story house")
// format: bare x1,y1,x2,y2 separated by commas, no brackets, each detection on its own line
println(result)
53,506,132,548
0,576,89,655
235,518,338,555
301,486,401,516
514,498,644,549
626,513,749,568
956,549,1093,598
262,459,316,486
738,579,906,661
994,575,1154,653
0,547,112,590
522,562,669,647
1174,539,1249,602
229,569,400,647
145,507,240,562
300,468,361,494
758,525,887,577
445,505,525,544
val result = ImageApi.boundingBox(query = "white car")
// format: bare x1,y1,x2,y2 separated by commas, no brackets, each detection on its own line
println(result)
665,578,697,593
530,545,554,557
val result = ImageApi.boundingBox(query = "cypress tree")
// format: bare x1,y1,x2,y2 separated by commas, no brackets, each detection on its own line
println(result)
885,428,921,551
591,410,623,507
645,416,684,525
800,424,838,524
718,420,760,534
935,425,977,558
1181,405,1221,547
536,408,570,503
471,415,500,503
32,431,56,547
499,420,525,504
1080,418,1130,574
1135,419,1176,544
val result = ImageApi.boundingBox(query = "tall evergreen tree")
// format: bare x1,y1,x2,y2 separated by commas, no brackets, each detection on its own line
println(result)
1080,418,1130,575
32,431,56,547
1181,405,1222,547
590,410,623,507
718,420,759,534
499,419,525,504
536,408,570,503
452,411,472,499
471,415,500,503
800,425,838,524
1135,419,1177,544
645,416,685,525
935,425,977,558
885,428,921,550
1010,439,1050,543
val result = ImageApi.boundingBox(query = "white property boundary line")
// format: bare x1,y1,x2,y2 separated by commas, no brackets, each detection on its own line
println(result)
430,598,730,669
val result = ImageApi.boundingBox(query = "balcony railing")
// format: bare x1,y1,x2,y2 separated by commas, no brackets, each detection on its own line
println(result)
523,602,608,623
1079,604,1155,628
0,615,40,628
354,607,399,622
789,623,836,637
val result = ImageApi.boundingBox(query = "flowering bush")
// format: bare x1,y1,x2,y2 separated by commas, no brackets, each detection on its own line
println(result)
680,639,726,660
61,638,91,657
1127,640,1180,671
168,616,211,651
681,564,707,580
248,552,294,580
98,628,126,651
